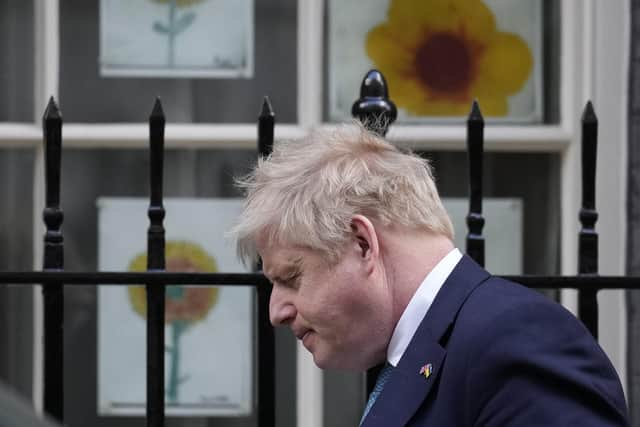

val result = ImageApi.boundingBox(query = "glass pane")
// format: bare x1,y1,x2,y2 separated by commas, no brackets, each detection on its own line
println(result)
323,151,561,426
324,0,561,124
0,149,35,399
60,149,295,427
0,0,34,122
59,1,297,124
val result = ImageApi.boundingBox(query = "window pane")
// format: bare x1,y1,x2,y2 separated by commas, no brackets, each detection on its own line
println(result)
60,149,295,427
324,0,561,125
0,149,35,400
0,0,34,122
60,1,297,123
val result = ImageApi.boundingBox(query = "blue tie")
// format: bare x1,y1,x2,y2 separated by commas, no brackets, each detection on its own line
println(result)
360,363,394,425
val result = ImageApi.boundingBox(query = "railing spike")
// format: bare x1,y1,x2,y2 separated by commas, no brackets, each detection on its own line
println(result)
466,99,485,267
260,96,274,118
351,69,397,136
150,97,165,120
43,96,62,121
582,100,597,124
258,96,275,157
469,99,483,122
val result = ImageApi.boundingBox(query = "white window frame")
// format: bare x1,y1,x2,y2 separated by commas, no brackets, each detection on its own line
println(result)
0,0,627,423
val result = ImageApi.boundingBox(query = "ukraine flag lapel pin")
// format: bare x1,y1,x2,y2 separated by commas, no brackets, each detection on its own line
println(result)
419,363,433,379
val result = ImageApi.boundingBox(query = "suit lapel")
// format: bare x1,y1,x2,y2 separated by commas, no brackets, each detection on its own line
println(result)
364,339,446,427
362,256,490,427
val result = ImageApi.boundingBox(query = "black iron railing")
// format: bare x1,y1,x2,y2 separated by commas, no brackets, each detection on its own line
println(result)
0,95,277,427
0,69,636,425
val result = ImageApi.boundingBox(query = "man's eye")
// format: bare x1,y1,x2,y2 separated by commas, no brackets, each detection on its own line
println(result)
283,273,301,288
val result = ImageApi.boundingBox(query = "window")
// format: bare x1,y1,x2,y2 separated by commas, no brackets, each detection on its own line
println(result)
0,1,629,426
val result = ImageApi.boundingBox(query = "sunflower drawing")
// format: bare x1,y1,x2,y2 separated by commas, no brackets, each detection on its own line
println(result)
128,240,219,403
366,0,533,117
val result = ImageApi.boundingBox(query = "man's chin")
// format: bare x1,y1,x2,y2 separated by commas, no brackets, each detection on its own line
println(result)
311,352,330,369
310,351,369,371
309,349,339,370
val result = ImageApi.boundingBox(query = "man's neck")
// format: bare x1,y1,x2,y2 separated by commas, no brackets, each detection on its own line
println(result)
378,228,455,329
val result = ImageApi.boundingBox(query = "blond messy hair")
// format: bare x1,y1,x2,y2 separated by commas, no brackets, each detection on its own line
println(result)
232,123,454,266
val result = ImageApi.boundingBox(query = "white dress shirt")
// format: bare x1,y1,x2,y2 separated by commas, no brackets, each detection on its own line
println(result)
386,248,463,367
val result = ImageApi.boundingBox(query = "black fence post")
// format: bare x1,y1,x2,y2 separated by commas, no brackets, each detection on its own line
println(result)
351,70,396,395
351,69,397,136
257,96,275,427
147,98,166,427
466,100,485,267
42,97,64,422
578,101,599,339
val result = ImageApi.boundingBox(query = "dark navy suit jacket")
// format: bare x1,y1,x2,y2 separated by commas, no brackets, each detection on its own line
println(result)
362,256,629,426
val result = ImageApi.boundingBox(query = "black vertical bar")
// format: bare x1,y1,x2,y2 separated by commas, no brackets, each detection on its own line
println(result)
42,97,64,422
351,69,397,136
257,97,276,427
466,100,485,267
147,98,166,427
578,101,599,339
257,285,275,427
351,70,397,395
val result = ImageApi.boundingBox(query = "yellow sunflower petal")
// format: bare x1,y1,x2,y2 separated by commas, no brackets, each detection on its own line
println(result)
128,287,147,318
457,0,497,45
385,0,497,42
475,32,533,95
384,76,430,110
366,24,416,75
388,0,463,33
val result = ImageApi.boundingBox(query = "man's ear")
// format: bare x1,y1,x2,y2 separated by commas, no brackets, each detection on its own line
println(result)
350,215,379,269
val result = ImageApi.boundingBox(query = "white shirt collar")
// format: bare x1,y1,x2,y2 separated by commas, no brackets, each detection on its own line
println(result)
386,248,463,367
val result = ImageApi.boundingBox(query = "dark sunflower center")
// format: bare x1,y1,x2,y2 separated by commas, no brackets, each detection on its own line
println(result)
415,32,473,93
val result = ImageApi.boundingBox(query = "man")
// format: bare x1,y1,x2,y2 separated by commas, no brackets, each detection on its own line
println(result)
232,124,629,426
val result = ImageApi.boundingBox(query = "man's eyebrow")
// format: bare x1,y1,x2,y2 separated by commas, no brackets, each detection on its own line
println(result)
270,258,303,283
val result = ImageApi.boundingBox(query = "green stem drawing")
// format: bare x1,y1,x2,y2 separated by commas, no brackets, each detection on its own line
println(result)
165,285,190,403
166,320,186,402
168,0,176,67
152,0,198,67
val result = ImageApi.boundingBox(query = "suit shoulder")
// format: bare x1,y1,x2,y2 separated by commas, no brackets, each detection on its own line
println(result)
450,277,629,425
459,276,577,326
452,275,606,363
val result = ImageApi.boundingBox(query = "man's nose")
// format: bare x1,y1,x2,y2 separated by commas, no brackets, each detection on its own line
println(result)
269,286,296,326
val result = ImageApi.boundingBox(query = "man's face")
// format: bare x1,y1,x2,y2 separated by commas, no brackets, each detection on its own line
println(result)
259,238,393,370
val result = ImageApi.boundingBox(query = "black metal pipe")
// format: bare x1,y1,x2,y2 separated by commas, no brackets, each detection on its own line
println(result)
466,100,485,267
42,97,64,423
257,96,276,427
578,101,599,339
257,285,275,427
147,98,166,427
